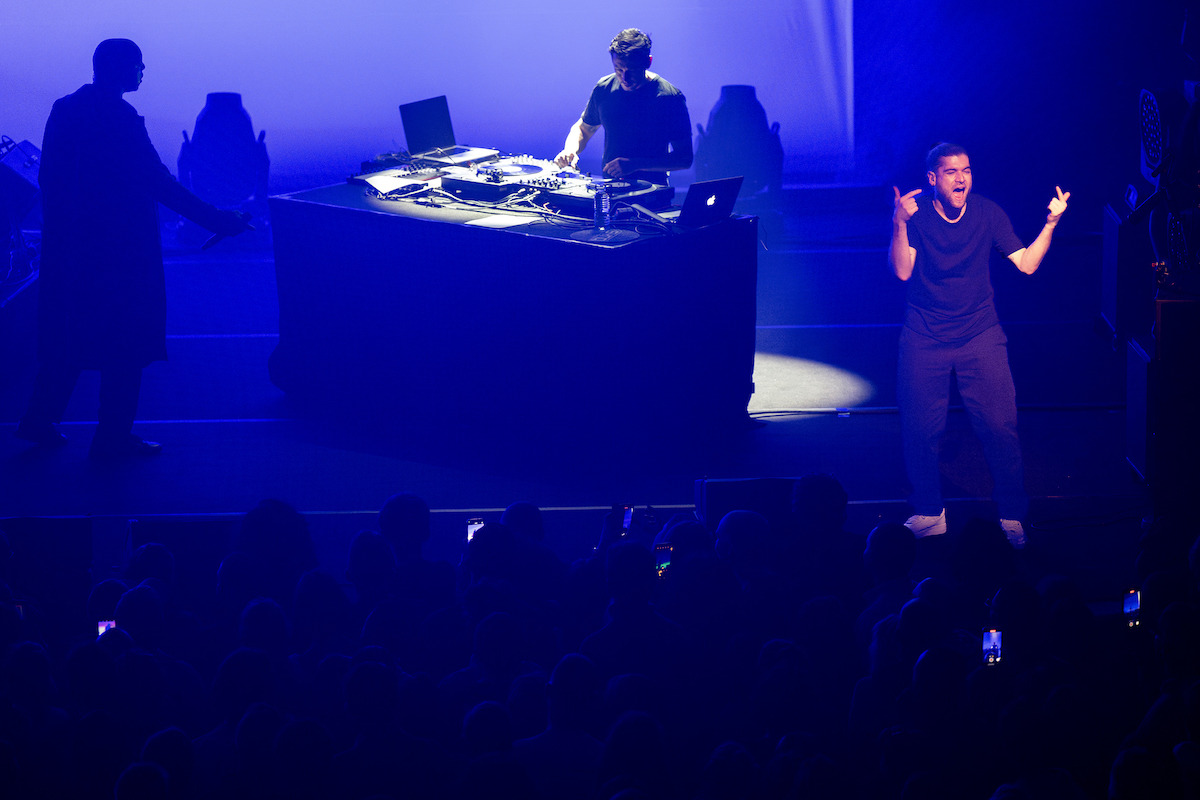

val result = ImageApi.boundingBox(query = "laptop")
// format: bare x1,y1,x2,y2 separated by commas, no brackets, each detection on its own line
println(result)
636,176,744,228
399,95,498,165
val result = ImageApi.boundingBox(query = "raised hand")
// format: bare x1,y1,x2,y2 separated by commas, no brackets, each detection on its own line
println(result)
893,186,921,223
1047,185,1070,223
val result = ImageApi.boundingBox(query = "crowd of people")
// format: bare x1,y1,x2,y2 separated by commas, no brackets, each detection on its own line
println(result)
0,476,1195,799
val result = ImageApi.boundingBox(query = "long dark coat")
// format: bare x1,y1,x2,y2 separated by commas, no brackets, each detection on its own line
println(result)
37,83,229,369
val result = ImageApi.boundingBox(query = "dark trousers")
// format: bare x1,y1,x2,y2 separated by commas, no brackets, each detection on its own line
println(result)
897,324,1028,520
22,362,143,444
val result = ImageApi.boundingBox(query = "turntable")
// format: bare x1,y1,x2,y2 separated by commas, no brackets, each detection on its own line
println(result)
541,176,673,215
439,156,570,200
437,155,674,212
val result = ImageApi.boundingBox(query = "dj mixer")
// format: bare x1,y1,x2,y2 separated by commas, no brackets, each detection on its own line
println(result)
350,154,674,216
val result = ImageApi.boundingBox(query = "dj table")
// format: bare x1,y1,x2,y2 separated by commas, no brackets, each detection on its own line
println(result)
267,182,757,433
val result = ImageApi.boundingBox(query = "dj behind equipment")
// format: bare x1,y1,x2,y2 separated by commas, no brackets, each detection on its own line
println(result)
344,95,738,240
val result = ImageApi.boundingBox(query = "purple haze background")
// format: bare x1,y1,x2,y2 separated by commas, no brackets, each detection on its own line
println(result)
1,0,853,192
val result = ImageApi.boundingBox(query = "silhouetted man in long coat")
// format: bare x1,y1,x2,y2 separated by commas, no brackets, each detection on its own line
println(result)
16,38,249,458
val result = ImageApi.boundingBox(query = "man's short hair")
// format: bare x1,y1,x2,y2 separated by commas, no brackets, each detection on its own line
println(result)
93,38,142,80
609,28,652,64
926,142,968,174
378,492,430,544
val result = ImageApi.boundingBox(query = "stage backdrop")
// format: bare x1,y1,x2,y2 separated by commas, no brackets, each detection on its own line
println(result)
1,0,854,192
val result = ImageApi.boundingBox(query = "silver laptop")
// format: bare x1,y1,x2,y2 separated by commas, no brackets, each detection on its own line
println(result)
636,176,744,228
399,95,497,165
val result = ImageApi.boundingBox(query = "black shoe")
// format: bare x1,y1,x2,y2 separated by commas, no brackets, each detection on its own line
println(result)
89,434,163,460
15,420,68,447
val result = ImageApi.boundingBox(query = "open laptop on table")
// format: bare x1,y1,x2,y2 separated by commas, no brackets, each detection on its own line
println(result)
399,95,498,165
631,175,743,229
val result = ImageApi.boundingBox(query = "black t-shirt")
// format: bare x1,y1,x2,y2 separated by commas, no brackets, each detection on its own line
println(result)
903,192,1024,343
581,73,691,185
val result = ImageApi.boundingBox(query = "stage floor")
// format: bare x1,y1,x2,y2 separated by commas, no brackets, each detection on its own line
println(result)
0,189,1145,596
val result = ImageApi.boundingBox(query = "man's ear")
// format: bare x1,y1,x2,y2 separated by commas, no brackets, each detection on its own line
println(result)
927,171,936,187
647,54,654,67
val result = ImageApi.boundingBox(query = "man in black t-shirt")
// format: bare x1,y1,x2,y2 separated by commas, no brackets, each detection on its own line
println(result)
553,28,692,186
888,143,1070,548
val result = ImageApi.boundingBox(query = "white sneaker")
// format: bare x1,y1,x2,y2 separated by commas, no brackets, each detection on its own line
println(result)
1000,519,1026,550
904,509,947,538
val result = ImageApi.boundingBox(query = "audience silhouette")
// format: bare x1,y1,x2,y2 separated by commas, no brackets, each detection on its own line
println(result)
0,477,1192,799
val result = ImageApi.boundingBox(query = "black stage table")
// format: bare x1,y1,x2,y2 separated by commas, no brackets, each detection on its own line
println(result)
267,183,757,433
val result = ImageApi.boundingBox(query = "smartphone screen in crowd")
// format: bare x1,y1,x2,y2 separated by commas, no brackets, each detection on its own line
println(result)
983,629,1002,666
611,504,635,537
1124,589,1140,628
655,543,672,579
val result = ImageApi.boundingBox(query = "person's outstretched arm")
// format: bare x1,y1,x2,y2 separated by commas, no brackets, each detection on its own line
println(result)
126,112,250,237
554,117,600,169
1007,186,1070,275
890,186,920,281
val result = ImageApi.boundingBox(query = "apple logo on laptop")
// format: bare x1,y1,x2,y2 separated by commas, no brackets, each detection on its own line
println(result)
706,194,716,206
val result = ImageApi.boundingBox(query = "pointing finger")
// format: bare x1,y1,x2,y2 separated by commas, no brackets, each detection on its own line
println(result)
903,188,922,200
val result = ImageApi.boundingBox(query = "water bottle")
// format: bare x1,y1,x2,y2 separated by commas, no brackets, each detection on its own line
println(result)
593,187,611,230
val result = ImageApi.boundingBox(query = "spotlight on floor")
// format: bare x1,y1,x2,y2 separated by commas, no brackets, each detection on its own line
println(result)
748,351,874,412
